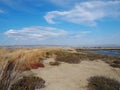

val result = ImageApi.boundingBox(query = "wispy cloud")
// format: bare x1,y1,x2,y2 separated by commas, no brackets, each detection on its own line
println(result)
44,1,120,26
5,26,67,40
3,26,120,46
0,0,22,8
4,25,93,45
0,0,45,12
0,9,4,13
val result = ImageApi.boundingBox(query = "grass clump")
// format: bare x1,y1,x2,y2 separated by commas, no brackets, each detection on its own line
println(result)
55,51,81,64
88,76,120,90
0,60,23,90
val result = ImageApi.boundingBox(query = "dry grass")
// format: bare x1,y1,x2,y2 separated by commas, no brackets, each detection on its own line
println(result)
0,48,58,90
0,48,59,70
0,60,45,90
0,48,8,56
0,60,23,90
1,48,120,69
0,48,49,90
0,47,120,90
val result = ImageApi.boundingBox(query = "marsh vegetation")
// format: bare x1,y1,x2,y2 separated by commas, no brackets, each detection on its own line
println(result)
0,48,120,90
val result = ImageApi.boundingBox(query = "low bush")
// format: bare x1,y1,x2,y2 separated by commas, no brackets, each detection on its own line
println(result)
55,51,81,64
88,76,120,90
110,64,120,68
11,76,45,90
110,60,120,68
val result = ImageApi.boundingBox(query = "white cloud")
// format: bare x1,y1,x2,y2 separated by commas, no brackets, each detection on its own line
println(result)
4,26,93,45
44,1,120,26
5,26,67,40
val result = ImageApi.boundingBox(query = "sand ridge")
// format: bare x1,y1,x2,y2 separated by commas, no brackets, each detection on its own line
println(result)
32,58,120,90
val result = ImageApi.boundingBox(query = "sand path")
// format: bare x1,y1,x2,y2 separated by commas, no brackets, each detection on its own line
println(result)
32,58,120,90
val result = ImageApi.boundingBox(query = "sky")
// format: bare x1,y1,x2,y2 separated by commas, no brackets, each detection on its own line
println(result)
0,0,120,46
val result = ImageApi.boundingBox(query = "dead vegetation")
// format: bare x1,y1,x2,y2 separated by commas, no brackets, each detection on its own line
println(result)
0,60,45,90
0,48,63,90
0,48,48,90
11,76,45,90
0,60,23,90
0,48,56,70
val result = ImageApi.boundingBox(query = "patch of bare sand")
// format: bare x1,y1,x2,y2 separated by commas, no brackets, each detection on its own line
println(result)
32,58,120,90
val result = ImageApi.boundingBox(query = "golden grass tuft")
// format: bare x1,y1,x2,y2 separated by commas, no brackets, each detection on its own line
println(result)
0,48,62,70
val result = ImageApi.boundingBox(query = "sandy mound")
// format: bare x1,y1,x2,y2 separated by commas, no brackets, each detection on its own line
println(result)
32,58,120,90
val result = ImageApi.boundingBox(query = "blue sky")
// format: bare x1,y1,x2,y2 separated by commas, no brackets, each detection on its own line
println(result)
0,0,120,46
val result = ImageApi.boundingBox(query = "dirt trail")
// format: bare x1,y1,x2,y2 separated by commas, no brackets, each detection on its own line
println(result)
32,58,120,90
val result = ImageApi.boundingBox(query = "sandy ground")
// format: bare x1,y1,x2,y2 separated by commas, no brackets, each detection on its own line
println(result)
31,58,120,90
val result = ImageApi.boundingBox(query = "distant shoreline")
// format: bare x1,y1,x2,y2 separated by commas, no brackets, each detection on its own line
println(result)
0,45,120,50
75,48,120,50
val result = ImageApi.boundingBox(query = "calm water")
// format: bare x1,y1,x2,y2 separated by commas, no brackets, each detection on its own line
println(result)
87,50,120,58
